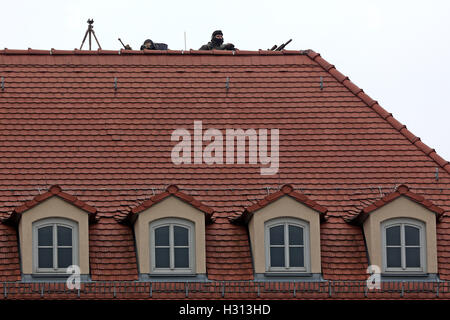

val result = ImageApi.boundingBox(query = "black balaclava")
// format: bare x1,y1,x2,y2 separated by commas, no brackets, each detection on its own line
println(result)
140,39,154,50
211,30,224,47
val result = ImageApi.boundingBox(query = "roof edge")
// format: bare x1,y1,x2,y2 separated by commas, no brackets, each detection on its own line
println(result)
0,48,309,57
120,185,214,224
349,184,445,225
306,50,450,175
2,185,98,225
232,184,328,224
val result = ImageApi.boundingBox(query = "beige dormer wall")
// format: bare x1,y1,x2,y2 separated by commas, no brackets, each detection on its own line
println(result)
134,196,207,275
363,196,438,273
19,196,90,275
248,196,322,274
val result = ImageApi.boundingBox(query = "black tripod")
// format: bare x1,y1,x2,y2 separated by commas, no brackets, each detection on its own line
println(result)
79,19,102,50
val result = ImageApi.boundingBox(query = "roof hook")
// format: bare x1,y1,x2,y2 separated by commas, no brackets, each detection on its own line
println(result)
320,76,324,90
225,77,230,91
435,167,439,181
114,77,118,91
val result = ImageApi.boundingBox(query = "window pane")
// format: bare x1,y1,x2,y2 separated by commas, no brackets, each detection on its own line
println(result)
289,225,303,245
57,226,72,246
174,248,189,268
269,225,284,246
289,247,304,267
386,247,401,268
57,248,72,268
406,247,421,268
174,226,189,246
155,226,169,246
38,248,53,268
405,226,420,246
38,226,53,246
386,226,401,246
155,248,170,268
270,247,285,267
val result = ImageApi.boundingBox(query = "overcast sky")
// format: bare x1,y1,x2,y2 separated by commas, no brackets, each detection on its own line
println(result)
1,0,449,162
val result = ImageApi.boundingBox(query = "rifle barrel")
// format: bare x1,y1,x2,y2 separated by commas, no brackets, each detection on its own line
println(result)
118,38,126,49
275,39,292,51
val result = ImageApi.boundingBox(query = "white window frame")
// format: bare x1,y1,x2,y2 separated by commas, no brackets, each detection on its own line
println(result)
149,218,195,274
381,218,426,273
264,217,310,273
32,218,79,274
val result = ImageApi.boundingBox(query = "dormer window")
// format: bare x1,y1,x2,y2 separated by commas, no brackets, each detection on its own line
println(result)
150,218,195,273
33,218,78,273
265,218,309,272
126,185,212,280
241,185,326,279
6,186,95,280
355,185,441,278
382,218,425,273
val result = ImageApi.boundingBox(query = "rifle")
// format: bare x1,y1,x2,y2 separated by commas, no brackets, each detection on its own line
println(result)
275,39,292,51
269,39,292,51
118,38,132,50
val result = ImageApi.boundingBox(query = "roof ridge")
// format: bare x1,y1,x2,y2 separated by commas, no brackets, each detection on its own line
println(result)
0,48,308,56
2,185,97,225
233,184,328,223
120,184,214,224
306,49,450,176
349,184,445,224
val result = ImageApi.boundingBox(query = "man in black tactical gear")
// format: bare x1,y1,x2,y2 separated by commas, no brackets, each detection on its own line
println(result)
140,39,169,50
199,30,236,50
140,39,156,50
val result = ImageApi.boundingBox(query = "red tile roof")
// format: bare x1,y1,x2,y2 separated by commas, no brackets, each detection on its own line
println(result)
0,223,21,282
0,49,449,286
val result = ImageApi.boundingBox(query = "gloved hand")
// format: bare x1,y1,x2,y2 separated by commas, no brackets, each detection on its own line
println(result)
220,43,235,50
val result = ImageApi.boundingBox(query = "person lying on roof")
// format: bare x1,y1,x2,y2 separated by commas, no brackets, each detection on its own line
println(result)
199,30,236,50
140,39,168,50
140,39,155,50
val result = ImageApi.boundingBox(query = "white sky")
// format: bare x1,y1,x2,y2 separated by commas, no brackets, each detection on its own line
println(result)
1,0,449,162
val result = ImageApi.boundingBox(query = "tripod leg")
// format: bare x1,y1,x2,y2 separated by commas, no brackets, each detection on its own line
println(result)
80,30,89,50
91,30,102,50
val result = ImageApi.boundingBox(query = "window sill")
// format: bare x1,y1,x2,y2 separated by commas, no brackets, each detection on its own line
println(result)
22,274,90,282
30,273,70,279
256,273,323,281
140,273,208,282
264,272,312,277
382,272,428,277
380,273,439,281
148,272,197,277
